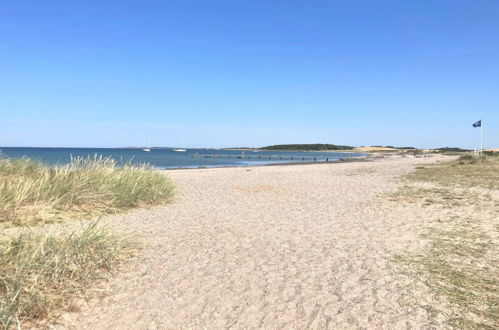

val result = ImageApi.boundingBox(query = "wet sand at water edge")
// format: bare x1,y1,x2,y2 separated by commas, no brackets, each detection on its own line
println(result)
56,155,453,329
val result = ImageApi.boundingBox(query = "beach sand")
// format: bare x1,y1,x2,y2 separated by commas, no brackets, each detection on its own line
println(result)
55,155,452,329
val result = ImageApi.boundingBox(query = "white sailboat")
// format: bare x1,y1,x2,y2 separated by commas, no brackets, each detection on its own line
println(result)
143,136,151,152
173,136,187,152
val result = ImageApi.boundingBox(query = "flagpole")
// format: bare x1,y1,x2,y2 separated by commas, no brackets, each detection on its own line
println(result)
480,121,483,155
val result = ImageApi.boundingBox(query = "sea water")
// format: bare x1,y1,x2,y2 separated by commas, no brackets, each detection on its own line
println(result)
0,147,366,169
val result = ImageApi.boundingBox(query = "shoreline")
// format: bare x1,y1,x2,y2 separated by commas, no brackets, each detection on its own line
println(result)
161,155,374,171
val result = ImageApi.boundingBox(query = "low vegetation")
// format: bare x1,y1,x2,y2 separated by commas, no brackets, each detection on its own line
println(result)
0,155,174,227
261,143,354,151
0,154,174,328
391,154,498,328
0,222,133,329
407,153,499,189
433,147,472,154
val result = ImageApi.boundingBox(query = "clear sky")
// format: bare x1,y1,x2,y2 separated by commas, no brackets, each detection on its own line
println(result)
1,0,498,149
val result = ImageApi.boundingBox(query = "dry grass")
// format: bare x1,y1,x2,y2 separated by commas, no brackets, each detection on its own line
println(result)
407,153,499,189
392,154,499,328
0,154,174,327
0,222,134,329
0,155,174,227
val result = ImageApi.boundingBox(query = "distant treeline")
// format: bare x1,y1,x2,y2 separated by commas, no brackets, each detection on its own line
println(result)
261,144,354,151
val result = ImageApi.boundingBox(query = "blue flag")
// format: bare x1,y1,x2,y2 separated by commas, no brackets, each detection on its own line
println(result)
472,120,481,128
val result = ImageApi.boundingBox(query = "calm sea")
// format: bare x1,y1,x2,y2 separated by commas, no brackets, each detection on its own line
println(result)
0,147,366,169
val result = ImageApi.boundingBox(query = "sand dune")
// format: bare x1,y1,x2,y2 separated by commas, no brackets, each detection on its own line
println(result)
56,155,451,329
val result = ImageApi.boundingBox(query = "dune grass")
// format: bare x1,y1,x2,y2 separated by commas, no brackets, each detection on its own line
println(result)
407,153,499,189
392,154,499,328
0,154,174,327
0,222,133,329
0,155,174,227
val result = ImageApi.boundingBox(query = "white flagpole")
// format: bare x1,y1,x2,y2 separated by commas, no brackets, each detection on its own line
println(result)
480,121,483,154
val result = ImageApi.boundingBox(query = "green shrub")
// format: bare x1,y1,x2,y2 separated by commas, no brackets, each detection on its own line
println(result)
458,154,488,165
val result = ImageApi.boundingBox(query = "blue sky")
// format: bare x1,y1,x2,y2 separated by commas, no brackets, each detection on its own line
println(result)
1,0,498,148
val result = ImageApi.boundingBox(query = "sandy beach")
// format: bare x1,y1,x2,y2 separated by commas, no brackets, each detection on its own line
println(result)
53,155,454,329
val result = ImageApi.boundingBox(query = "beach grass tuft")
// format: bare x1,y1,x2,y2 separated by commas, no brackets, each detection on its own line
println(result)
0,221,133,329
0,155,174,227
